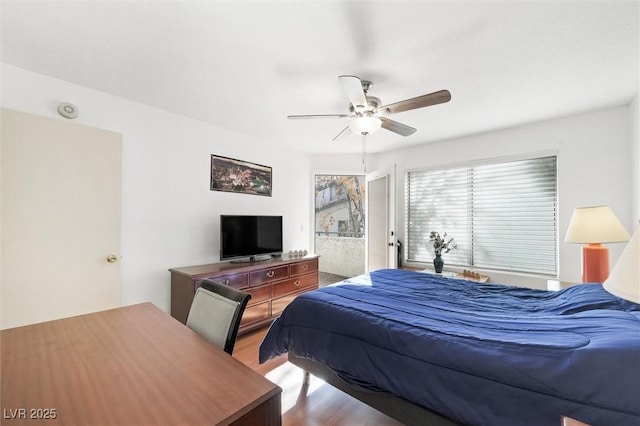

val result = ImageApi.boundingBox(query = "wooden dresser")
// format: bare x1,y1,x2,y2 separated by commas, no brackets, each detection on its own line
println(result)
170,254,319,334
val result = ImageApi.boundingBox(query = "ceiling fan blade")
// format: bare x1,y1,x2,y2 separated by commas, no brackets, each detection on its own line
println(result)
339,75,368,109
381,89,451,115
288,114,350,120
331,126,351,142
380,117,417,136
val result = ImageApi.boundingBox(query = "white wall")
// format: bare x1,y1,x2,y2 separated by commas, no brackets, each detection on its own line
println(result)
1,64,311,315
310,153,369,174
361,105,634,288
631,95,639,227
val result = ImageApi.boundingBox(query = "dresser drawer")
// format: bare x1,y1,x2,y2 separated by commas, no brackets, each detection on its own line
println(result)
245,284,270,306
250,265,289,286
196,273,248,290
272,273,317,299
290,258,319,277
241,301,270,326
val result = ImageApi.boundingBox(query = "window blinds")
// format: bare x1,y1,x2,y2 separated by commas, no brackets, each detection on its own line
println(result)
406,156,557,275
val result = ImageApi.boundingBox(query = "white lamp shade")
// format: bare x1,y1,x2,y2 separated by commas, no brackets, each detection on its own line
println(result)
564,206,630,244
349,116,382,135
603,227,640,303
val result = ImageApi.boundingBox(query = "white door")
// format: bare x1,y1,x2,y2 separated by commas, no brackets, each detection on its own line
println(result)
2,109,122,329
366,166,396,272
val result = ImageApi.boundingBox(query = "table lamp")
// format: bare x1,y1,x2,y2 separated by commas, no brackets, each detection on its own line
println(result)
564,206,630,283
603,226,639,303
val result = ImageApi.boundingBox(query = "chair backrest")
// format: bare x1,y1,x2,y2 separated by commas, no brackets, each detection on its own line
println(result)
186,280,251,355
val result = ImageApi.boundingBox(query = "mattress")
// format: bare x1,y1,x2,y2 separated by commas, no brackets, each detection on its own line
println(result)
259,269,640,425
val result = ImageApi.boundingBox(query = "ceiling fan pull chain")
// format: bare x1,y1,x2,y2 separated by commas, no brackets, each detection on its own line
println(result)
362,133,367,173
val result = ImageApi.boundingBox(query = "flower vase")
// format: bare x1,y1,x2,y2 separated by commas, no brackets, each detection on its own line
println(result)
433,254,444,273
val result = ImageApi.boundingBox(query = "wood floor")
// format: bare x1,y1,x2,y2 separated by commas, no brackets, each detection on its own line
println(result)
318,271,348,287
233,326,402,426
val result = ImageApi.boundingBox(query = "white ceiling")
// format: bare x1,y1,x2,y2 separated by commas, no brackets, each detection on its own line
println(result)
2,1,638,154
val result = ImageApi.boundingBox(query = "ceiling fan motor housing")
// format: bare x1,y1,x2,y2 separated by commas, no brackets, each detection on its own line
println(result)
350,96,381,116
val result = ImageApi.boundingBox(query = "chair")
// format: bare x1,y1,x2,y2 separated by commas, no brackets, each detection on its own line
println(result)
186,280,251,355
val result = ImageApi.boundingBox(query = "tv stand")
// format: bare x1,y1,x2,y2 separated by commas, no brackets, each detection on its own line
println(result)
169,254,319,335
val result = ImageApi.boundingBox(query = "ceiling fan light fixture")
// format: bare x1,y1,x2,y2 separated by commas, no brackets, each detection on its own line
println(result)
350,116,382,135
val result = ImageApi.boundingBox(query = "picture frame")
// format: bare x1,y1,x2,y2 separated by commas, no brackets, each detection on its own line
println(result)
210,154,272,197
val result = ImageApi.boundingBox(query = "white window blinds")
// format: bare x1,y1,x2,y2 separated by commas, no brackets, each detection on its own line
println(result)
405,155,557,275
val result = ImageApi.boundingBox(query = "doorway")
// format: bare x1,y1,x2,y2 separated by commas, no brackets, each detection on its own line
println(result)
366,166,397,272
314,174,366,278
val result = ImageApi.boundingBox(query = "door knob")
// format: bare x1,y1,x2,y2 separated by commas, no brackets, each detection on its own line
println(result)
107,255,118,263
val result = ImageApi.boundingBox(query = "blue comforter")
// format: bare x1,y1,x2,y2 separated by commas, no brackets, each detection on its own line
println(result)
259,269,640,426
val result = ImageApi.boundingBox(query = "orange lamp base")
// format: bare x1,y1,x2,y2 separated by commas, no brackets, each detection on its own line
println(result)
582,243,610,283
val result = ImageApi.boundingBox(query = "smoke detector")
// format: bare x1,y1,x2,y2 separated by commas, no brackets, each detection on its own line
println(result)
57,102,79,119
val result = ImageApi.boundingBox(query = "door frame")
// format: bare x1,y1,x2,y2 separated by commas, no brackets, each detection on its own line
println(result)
365,165,397,272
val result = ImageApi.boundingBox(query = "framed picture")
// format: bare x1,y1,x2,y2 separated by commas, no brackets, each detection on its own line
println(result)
210,154,272,197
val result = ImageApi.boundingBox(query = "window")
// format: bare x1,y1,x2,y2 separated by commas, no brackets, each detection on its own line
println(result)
405,155,557,275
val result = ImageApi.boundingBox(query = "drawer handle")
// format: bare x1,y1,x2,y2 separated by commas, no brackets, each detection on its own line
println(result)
266,270,275,278
294,280,300,287
302,264,308,270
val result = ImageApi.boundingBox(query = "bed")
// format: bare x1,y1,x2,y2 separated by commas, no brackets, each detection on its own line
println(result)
259,268,640,426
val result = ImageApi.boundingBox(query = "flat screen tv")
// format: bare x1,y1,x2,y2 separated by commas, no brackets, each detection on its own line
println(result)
220,215,283,262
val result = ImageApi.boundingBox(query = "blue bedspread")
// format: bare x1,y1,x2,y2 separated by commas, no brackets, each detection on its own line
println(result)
259,269,640,426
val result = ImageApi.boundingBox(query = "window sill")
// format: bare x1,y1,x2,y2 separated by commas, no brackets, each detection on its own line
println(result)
401,262,554,290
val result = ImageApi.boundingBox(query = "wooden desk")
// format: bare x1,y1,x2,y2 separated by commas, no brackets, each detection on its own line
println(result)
1,303,281,425
562,416,591,426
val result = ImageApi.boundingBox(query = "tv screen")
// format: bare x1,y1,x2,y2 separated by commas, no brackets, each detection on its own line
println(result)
220,215,283,261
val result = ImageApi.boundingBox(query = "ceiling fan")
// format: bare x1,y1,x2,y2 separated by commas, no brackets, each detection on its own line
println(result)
288,75,451,142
